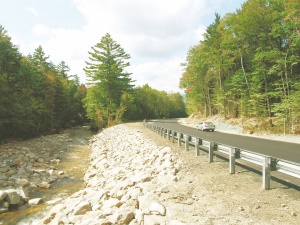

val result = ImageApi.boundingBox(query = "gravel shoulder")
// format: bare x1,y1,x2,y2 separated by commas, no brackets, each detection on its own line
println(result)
127,122,300,224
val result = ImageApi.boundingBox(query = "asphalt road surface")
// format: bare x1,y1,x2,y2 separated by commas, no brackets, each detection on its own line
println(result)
149,119,300,164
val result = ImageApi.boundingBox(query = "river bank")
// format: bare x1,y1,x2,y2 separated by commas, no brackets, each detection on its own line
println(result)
0,126,93,225
37,123,299,225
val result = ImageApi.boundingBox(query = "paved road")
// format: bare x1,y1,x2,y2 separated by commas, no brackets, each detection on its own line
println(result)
150,119,300,164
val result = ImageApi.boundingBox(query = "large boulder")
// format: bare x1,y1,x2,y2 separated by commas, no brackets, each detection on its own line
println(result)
5,189,21,205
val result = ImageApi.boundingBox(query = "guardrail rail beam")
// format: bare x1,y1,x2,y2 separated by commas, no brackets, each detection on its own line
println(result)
143,121,300,190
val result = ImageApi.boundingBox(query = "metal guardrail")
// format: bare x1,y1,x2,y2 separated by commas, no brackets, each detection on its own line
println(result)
277,160,300,179
143,120,300,190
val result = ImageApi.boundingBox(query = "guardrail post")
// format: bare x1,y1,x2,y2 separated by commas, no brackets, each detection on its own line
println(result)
178,133,182,146
230,148,236,174
172,131,175,143
185,135,190,151
161,128,164,137
263,157,271,190
167,130,170,140
195,138,200,156
208,142,214,163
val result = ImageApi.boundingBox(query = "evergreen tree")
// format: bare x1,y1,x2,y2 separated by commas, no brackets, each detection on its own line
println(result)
83,33,134,128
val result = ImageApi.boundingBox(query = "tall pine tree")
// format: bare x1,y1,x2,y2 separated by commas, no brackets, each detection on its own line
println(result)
83,33,134,128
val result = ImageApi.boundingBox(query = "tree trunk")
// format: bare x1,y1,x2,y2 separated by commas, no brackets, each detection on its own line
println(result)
263,73,273,127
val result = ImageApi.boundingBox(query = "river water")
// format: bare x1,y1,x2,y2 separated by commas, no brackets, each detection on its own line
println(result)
0,126,94,225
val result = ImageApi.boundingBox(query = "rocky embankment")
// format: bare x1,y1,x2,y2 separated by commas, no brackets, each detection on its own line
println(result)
37,123,299,225
38,124,185,225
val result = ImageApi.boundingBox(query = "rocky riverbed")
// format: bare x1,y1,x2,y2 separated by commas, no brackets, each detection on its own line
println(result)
1,122,299,224
0,126,93,224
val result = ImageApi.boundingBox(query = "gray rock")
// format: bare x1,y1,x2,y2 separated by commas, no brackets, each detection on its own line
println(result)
0,167,9,173
37,181,51,189
28,198,44,205
0,190,7,201
0,175,8,181
109,208,134,224
27,152,37,159
149,202,166,216
5,189,21,205
0,207,8,214
37,158,44,163
2,202,9,208
18,168,31,179
6,169,18,176
15,178,29,187
73,201,92,215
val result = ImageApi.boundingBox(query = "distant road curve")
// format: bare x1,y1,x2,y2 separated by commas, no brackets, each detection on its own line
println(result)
149,119,300,164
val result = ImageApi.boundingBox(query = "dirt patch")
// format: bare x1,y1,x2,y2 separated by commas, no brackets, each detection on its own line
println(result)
127,122,300,224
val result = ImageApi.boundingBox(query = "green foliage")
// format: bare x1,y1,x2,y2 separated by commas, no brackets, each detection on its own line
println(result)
124,84,187,121
83,33,134,129
180,0,300,133
0,26,87,141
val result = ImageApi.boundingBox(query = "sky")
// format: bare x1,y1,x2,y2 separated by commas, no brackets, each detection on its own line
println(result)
0,0,245,93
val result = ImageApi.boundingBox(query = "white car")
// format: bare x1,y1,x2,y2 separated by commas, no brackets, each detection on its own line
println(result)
196,122,216,132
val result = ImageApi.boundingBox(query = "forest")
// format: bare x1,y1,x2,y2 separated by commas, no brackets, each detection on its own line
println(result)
0,26,87,141
0,28,186,141
180,0,300,133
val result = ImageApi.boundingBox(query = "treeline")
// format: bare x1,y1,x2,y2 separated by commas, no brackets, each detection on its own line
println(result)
0,26,86,141
83,33,186,130
0,29,186,139
180,0,300,133
124,84,187,121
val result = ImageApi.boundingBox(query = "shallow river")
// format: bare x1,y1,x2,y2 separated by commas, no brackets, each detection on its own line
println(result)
0,126,94,225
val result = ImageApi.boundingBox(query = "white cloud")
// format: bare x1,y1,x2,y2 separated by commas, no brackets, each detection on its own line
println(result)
131,57,185,93
41,28,91,79
2,0,244,93
32,24,49,35
65,0,209,92
25,6,38,17
24,0,240,93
